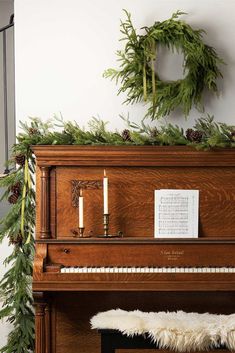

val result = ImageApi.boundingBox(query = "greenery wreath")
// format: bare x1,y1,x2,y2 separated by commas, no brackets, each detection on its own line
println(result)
104,10,224,120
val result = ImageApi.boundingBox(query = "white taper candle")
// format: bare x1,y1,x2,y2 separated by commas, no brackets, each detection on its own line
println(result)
79,189,84,228
103,169,108,214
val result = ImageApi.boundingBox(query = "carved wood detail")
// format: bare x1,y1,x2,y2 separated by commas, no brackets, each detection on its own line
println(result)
71,180,102,207
40,167,51,239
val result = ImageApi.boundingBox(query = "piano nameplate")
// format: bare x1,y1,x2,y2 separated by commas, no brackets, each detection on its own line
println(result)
160,250,185,261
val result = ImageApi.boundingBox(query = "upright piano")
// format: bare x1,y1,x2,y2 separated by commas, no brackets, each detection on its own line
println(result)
33,146,235,353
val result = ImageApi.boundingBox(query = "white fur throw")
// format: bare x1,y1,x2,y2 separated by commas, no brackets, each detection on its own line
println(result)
91,309,235,352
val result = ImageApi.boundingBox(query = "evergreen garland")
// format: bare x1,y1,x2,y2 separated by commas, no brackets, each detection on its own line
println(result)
0,114,235,352
104,10,224,120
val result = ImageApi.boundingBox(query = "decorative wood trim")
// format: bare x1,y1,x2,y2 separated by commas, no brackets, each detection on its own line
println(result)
32,280,235,292
71,180,102,207
34,292,47,353
32,146,235,167
40,167,51,239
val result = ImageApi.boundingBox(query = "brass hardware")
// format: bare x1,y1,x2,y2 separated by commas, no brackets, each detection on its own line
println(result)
63,248,70,254
97,213,123,238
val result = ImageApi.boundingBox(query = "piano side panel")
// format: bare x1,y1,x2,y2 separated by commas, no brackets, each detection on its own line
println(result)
55,167,235,239
52,292,234,353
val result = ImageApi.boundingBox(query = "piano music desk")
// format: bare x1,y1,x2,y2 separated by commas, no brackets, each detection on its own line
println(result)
32,146,235,353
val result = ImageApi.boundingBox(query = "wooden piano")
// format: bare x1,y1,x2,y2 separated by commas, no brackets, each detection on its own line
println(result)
33,146,235,353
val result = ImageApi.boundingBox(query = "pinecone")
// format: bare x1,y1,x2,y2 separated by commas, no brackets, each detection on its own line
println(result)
15,154,25,166
150,128,159,138
8,193,19,204
186,129,203,143
28,127,39,135
10,182,21,195
231,130,235,141
122,129,132,142
9,233,23,246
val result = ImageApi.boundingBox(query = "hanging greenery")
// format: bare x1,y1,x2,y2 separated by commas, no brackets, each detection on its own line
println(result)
104,10,224,120
0,150,35,353
0,114,235,352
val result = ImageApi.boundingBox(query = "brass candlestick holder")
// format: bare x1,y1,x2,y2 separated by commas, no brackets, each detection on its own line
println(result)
97,213,123,238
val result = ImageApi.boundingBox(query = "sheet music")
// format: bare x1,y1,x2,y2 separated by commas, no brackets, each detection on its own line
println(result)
154,189,199,238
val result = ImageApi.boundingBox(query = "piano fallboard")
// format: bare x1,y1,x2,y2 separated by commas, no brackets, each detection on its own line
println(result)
33,238,235,292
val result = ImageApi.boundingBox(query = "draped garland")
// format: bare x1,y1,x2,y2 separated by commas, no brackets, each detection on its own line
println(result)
104,10,224,119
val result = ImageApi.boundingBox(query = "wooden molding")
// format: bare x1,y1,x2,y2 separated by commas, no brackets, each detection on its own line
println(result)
40,167,51,239
34,292,47,353
32,145,235,167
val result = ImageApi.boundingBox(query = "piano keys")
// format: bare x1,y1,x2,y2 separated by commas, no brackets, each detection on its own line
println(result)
61,266,235,273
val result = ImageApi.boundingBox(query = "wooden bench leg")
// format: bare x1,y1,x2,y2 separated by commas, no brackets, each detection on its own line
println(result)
101,333,115,353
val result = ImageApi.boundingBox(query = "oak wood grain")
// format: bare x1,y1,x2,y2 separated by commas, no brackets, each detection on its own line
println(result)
55,166,235,239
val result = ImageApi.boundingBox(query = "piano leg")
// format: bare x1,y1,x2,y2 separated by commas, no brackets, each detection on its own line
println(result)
34,292,50,353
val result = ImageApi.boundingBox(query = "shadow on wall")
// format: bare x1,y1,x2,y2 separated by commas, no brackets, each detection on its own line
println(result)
0,0,15,347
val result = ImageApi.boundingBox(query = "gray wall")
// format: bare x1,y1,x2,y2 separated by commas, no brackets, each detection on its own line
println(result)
0,0,15,346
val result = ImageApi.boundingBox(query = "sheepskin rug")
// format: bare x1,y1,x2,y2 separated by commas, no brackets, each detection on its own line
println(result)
91,309,235,352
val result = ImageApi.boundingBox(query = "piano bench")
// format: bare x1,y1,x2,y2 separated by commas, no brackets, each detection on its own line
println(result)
99,329,156,352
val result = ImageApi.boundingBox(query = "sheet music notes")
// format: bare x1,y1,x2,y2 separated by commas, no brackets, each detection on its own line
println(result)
154,190,199,238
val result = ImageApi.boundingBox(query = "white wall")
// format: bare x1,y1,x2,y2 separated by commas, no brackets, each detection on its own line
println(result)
0,0,14,346
1,0,235,347
14,0,235,131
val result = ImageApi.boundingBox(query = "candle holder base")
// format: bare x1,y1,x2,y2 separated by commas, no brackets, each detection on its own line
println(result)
97,231,123,238
71,227,91,238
